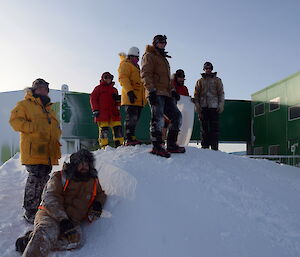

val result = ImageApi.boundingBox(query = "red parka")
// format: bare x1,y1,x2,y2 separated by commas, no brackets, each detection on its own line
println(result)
172,79,189,96
90,74,121,123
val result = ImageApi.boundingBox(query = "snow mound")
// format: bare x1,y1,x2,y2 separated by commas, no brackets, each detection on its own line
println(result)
1,146,300,257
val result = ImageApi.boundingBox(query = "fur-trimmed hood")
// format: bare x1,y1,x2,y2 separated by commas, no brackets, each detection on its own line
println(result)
63,149,98,180
201,72,217,78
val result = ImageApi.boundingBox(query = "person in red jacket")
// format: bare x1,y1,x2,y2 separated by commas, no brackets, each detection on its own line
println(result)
90,72,124,148
162,69,190,142
173,69,189,96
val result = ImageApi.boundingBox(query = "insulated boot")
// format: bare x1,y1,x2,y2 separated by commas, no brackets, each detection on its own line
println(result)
124,135,142,146
166,130,185,153
124,139,142,146
23,210,36,224
150,146,171,158
167,144,186,153
15,231,33,253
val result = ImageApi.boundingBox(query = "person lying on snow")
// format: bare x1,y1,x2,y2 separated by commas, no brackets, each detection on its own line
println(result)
15,149,107,257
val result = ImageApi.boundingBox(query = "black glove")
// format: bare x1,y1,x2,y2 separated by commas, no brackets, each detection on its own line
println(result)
91,201,103,217
172,91,180,101
92,110,99,118
59,219,79,243
127,91,137,104
112,93,121,102
148,90,157,106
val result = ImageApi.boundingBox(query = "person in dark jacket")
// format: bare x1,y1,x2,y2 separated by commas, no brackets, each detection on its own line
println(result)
90,72,124,148
141,35,185,158
16,149,107,257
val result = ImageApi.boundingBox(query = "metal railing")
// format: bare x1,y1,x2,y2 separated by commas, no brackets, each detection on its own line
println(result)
245,155,300,167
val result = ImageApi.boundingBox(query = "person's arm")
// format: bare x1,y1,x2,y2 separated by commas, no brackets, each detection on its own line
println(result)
9,102,35,133
90,86,101,111
40,172,69,222
217,79,225,113
95,180,107,207
141,53,155,92
194,80,201,114
118,62,134,93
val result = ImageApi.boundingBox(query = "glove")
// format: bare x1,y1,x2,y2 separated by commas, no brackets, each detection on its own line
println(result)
127,91,137,104
148,90,157,106
92,110,99,118
59,219,79,243
171,91,180,101
91,201,103,218
87,201,103,222
217,105,224,113
112,93,121,102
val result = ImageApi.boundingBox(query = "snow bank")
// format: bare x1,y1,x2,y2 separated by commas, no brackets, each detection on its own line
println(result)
1,146,300,257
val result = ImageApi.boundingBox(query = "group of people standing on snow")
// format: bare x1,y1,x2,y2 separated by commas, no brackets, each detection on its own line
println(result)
9,34,224,257
90,34,225,157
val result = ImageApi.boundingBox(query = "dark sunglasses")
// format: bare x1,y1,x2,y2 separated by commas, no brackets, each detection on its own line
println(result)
104,75,112,80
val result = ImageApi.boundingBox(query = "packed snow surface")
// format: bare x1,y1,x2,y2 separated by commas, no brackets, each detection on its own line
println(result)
1,145,300,257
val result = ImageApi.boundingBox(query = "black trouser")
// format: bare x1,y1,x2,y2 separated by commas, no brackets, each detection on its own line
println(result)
124,105,143,141
201,108,219,150
24,164,52,216
150,95,182,148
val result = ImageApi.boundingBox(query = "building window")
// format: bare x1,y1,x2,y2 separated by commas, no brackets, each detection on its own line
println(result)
269,145,280,155
288,104,300,121
254,103,265,117
253,147,263,155
269,97,280,112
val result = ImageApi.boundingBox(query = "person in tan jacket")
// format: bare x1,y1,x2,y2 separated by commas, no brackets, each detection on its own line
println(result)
118,47,146,146
194,62,225,150
9,79,61,223
16,149,107,257
141,35,185,158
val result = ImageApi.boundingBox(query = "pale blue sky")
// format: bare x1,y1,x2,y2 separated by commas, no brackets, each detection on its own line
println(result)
0,0,299,99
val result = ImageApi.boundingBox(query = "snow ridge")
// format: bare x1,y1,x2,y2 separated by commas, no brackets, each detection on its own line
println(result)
1,146,300,257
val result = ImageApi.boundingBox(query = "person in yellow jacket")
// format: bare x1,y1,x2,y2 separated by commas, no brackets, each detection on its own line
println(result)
9,78,61,223
118,47,146,146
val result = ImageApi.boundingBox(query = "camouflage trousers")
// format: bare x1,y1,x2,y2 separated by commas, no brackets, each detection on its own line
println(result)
22,211,82,257
24,165,52,218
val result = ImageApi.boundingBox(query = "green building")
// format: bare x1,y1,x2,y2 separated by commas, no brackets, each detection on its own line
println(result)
251,71,300,157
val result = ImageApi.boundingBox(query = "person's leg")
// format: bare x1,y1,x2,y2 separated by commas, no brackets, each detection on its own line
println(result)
97,121,109,148
22,212,60,257
23,165,52,223
200,108,210,149
149,96,170,157
53,225,82,251
164,97,185,153
209,108,220,150
150,96,166,148
111,120,124,147
124,106,143,145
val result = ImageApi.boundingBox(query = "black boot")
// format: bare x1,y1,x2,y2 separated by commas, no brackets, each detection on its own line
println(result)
16,230,33,253
150,145,171,158
167,130,185,153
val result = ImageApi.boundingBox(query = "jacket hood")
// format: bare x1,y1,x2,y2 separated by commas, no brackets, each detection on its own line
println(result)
201,72,217,78
63,149,98,180
119,52,127,63
100,72,114,83
24,88,52,106
145,45,158,55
